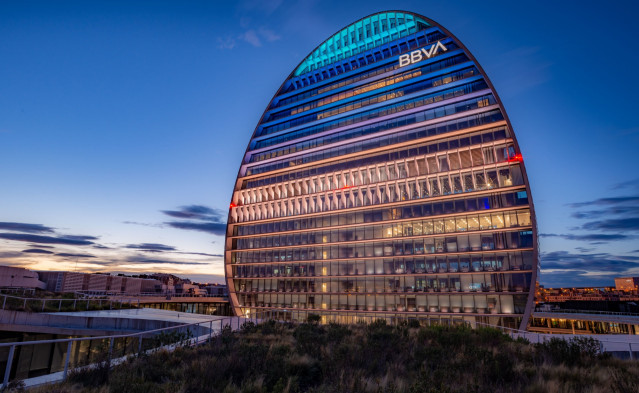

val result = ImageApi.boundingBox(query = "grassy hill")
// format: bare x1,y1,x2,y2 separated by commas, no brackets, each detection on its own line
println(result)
34,318,639,393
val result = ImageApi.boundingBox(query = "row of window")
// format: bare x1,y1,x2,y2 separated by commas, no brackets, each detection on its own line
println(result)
234,272,532,294
234,209,531,250
252,76,488,164
233,190,529,236
254,78,488,157
235,293,528,315
274,52,468,112
244,126,508,190
232,251,534,275
241,310,523,329
245,95,498,175
232,164,524,222
274,67,423,122
240,140,516,205
231,230,534,264
270,64,476,129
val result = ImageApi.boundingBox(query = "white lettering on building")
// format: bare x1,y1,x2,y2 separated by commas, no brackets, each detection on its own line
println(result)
398,41,447,68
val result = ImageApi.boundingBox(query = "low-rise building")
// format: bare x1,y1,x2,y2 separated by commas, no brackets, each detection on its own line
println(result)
615,277,639,292
0,266,46,290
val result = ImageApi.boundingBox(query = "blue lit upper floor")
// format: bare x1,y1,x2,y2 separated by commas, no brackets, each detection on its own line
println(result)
293,11,430,77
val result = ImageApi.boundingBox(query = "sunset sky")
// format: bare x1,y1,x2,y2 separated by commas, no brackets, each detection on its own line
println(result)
1,0,638,286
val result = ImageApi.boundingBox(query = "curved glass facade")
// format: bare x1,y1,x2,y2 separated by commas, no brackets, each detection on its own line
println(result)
225,11,538,330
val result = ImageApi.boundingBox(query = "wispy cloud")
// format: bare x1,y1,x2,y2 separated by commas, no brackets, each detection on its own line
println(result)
258,27,280,42
0,212,223,278
541,250,639,287
55,252,96,258
161,204,227,236
613,178,639,190
121,221,164,228
540,233,631,242
0,233,96,245
175,251,224,258
240,29,262,47
0,222,54,233
125,243,176,252
22,248,54,254
162,205,221,220
217,0,283,51
549,194,639,243
216,35,237,50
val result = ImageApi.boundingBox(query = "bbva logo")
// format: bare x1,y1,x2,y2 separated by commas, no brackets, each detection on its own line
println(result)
398,41,447,67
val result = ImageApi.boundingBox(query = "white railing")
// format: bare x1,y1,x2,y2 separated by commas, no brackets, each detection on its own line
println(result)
0,294,139,312
535,309,639,318
472,321,638,359
0,315,258,389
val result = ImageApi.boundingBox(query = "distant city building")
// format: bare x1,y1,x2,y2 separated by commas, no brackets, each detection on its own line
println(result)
0,266,46,290
615,277,639,292
205,284,229,298
36,270,163,295
225,11,538,330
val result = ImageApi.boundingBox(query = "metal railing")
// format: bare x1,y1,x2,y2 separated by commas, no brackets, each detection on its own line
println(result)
75,291,228,299
534,309,639,318
0,294,140,313
472,321,638,360
0,315,257,389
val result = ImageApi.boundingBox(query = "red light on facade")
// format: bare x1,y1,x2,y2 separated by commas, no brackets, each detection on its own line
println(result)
507,153,523,163
230,203,236,209
339,185,352,190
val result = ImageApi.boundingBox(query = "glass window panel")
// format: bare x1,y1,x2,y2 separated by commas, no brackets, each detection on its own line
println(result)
451,174,463,194
423,220,434,235
445,218,456,233
429,178,440,196
463,173,474,192
474,172,486,190
459,150,472,168
419,179,429,198
427,156,439,174
486,170,498,189
471,148,484,166
483,147,495,164
417,158,428,175
457,236,469,252
456,217,468,232
498,168,512,187
517,210,531,226
433,219,445,234
479,214,492,230
438,156,449,172
448,152,461,170
439,176,452,195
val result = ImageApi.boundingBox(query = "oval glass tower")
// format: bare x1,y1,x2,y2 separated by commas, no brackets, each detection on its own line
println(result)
225,11,538,330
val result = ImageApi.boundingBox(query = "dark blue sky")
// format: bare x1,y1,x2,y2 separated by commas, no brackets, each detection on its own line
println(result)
1,0,638,286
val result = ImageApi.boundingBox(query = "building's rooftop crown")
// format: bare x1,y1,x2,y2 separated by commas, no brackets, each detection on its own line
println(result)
294,11,430,76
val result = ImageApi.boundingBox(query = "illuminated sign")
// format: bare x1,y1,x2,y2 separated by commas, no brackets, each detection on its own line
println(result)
399,41,447,67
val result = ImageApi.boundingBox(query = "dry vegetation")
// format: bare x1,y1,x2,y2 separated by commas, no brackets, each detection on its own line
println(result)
27,318,639,393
